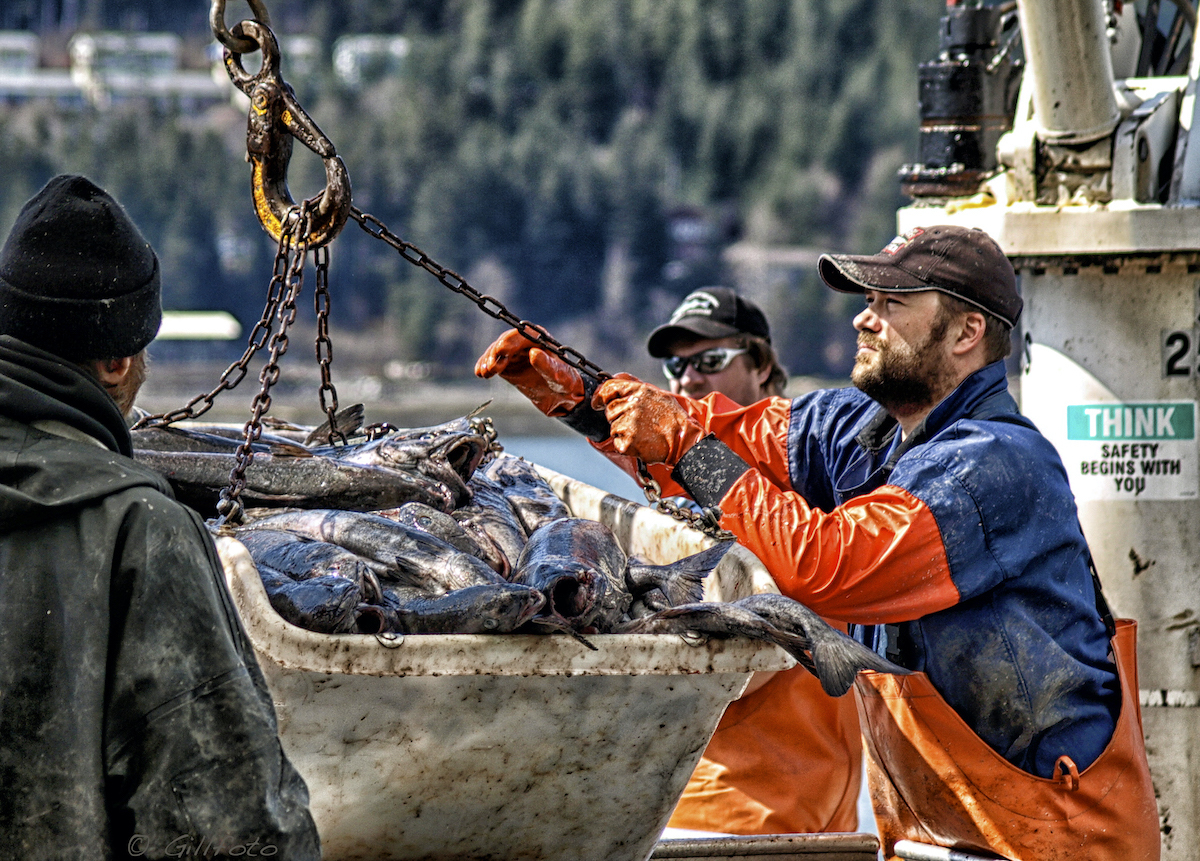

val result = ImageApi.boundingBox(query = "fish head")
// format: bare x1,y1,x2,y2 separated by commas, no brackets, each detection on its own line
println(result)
351,420,493,507
477,583,547,631
517,560,597,626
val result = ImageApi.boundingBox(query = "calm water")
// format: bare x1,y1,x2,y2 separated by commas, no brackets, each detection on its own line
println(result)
497,435,643,500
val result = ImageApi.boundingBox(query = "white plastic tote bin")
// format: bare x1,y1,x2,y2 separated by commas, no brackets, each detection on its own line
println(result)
217,466,794,861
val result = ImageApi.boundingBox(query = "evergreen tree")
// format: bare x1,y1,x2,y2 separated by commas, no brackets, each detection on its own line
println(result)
1,0,946,379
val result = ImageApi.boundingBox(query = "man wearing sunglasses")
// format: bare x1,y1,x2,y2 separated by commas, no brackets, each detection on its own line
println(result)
475,225,1158,859
640,287,863,837
648,287,787,404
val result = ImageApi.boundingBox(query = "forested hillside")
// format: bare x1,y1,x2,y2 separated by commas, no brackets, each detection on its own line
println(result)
0,1,944,379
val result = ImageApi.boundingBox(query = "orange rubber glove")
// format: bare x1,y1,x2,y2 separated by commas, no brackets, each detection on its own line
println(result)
475,329,586,417
592,376,705,467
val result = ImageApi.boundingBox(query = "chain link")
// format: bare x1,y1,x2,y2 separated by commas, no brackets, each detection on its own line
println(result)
312,244,346,445
636,462,736,541
210,0,271,54
131,212,300,432
350,207,610,383
350,205,733,540
214,208,312,525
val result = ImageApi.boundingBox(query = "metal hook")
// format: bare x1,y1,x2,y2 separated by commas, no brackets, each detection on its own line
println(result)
1053,755,1080,791
223,19,352,249
211,0,272,54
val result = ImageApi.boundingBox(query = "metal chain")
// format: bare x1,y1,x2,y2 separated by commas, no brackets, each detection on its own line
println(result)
169,4,728,538
312,244,346,445
214,209,311,525
131,216,299,431
350,205,733,540
210,0,271,54
350,207,610,383
636,462,736,541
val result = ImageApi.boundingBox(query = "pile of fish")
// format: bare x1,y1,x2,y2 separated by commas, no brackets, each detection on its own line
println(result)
133,408,906,696
132,405,490,514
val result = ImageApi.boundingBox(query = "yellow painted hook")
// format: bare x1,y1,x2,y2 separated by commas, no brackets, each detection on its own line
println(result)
223,19,351,248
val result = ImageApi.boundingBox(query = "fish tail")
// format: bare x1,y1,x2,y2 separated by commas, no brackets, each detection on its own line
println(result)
662,566,708,607
631,541,733,607
809,630,911,697
302,403,366,446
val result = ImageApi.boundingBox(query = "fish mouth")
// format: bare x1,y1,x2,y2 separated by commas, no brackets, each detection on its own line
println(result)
354,605,390,634
516,589,548,626
419,435,491,504
441,436,489,483
540,572,595,624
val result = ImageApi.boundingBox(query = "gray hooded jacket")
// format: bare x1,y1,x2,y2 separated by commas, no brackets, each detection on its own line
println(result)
0,336,320,860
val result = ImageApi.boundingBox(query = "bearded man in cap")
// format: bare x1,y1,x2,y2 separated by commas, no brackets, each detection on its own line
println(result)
0,176,320,859
477,226,1159,860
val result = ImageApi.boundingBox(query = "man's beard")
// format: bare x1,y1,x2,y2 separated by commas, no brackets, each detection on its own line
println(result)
851,309,955,414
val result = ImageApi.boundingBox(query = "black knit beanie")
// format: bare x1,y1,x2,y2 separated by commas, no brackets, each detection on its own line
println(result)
0,175,162,361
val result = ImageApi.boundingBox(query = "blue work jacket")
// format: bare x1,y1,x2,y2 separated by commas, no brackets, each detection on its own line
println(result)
784,361,1120,778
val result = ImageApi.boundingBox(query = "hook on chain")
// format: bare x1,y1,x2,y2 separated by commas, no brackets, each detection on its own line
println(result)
210,0,271,55
222,17,351,248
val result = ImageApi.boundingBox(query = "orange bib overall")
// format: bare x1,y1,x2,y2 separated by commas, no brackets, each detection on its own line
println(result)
669,665,862,834
855,619,1159,861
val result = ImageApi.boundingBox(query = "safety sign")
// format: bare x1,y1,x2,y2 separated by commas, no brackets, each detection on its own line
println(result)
1063,401,1197,500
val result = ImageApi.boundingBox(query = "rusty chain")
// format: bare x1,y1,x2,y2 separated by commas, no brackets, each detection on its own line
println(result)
210,0,270,54
136,211,343,526
130,217,299,432
312,245,347,445
636,463,736,542
213,207,312,524
349,207,610,384
350,205,733,540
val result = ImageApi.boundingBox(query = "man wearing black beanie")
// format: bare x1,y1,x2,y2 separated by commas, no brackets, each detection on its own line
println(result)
0,176,321,859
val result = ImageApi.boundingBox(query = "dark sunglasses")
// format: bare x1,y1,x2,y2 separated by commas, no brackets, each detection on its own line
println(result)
662,347,749,380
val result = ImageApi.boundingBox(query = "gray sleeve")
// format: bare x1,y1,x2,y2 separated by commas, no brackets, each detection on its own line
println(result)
556,375,612,441
103,492,320,860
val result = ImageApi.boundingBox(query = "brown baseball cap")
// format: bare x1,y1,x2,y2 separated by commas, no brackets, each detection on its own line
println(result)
818,225,1021,328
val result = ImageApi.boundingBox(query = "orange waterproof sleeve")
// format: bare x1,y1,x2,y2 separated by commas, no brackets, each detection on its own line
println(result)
716,469,959,623
592,390,959,624
591,389,794,497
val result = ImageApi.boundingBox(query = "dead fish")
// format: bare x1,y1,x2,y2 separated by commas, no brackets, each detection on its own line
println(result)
512,519,732,634
731,594,909,696
625,542,730,608
234,527,383,604
131,423,312,455
308,413,494,509
453,473,528,572
482,454,569,534
134,409,496,516
621,596,908,697
243,508,506,594
507,517,633,634
134,447,462,516
257,569,361,634
375,502,487,560
379,583,546,634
